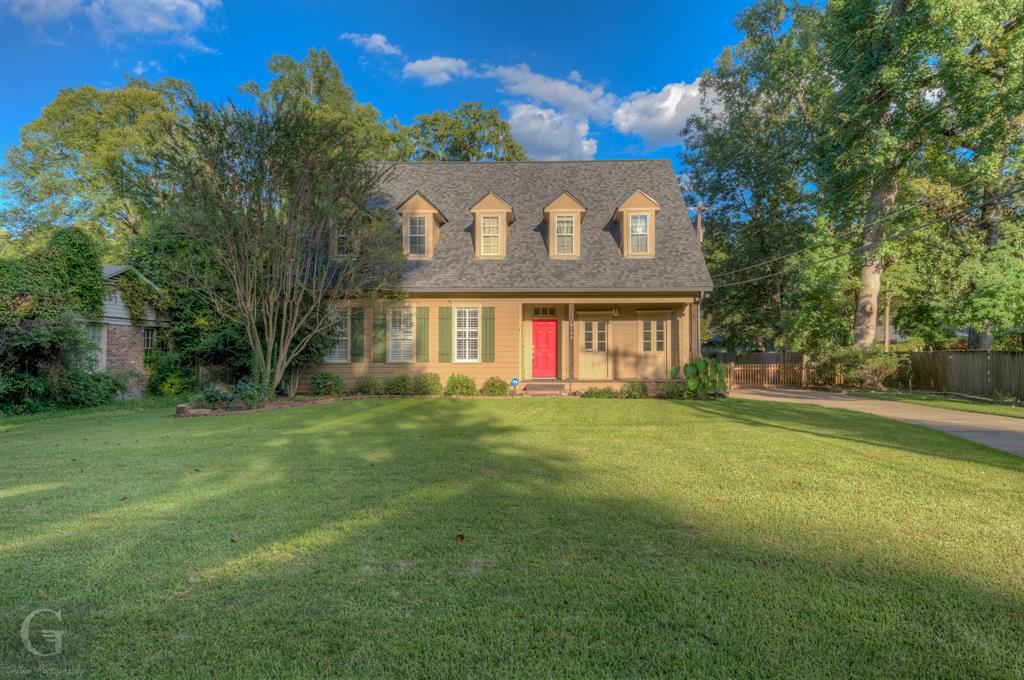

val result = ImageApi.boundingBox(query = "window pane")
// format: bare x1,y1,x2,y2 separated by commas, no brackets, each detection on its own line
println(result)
408,216,426,255
389,308,414,361
481,216,500,256
555,215,574,255
597,321,606,352
630,214,649,254
455,307,480,361
326,310,350,362
583,321,593,351
642,320,652,352
83,323,103,371
656,320,665,351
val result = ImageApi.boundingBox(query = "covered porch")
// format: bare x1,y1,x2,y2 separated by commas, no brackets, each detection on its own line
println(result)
518,297,701,392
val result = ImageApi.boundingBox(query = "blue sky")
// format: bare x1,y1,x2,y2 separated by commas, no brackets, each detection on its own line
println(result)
1,0,750,166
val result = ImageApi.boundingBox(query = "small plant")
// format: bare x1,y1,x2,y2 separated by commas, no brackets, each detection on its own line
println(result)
446,374,478,396
657,381,690,400
190,385,230,409
310,371,345,396
413,372,444,395
678,356,727,397
353,375,383,395
480,376,511,396
230,377,270,409
157,374,194,396
581,387,618,398
383,374,415,395
993,390,1019,405
620,381,648,399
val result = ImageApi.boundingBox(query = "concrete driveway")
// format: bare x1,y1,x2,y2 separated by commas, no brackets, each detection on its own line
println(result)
733,389,1024,457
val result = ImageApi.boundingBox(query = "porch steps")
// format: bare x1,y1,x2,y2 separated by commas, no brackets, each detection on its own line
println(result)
521,383,567,396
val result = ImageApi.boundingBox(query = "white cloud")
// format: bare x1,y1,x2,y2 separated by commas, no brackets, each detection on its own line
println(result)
7,0,220,51
339,32,402,57
131,59,162,76
486,64,617,122
612,80,702,150
507,104,597,160
402,57,472,86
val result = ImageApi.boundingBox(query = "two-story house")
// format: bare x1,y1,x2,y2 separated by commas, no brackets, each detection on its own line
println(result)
303,159,713,393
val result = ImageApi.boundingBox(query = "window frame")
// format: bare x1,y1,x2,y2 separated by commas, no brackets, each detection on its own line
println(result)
554,214,575,256
387,307,415,363
642,319,666,353
407,215,428,257
629,213,650,255
324,308,352,364
480,214,501,257
454,306,481,363
83,323,106,371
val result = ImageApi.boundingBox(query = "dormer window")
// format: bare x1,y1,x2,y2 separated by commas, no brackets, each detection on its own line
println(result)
408,216,427,255
396,191,446,260
470,192,514,259
616,190,661,258
544,192,586,259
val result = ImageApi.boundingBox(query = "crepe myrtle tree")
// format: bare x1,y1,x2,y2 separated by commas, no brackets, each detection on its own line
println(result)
151,98,404,392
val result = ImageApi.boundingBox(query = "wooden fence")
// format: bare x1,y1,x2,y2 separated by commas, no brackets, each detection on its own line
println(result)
726,362,841,389
909,351,1024,400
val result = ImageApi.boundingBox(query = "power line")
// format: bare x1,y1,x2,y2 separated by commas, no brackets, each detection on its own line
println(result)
712,183,1024,289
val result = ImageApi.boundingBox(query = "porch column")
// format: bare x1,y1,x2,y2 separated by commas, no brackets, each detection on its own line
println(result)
567,303,575,382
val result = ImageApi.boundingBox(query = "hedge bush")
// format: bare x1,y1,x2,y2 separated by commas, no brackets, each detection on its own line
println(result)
446,374,477,396
581,387,618,399
656,381,691,400
310,371,345,396
189,385,230,409
413,372,443,395
230,378,270,408
353,375,383,395
620,381,648,399
480,376,510,396
809,347,900,389
383,374,416,395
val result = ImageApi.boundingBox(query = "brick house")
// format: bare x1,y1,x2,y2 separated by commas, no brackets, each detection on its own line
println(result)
79,265,168,395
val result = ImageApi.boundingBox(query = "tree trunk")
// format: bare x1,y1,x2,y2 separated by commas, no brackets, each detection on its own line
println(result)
967,188,1002,350
852,177,899,348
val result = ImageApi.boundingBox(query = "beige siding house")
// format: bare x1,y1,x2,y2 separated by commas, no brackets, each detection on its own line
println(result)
303,160,713,392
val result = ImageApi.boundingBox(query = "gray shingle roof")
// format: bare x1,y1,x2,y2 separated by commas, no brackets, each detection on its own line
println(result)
377,160,713,293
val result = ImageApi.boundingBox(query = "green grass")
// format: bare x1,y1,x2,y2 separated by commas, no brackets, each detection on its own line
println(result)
1,397,1022,678
853,390,1024,419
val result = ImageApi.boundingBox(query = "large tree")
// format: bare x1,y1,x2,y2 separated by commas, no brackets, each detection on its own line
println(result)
149,98,404,391
1,78,191,256
404,102,528,161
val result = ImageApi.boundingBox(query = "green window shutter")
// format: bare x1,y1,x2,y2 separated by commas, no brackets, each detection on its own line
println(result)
438,307,452,363
372,309,387,363
416,307,429,362
350,307,364,361
482,307,495,363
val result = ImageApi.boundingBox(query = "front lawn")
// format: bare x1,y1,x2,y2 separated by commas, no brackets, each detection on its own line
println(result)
1,398,1022,677
853,389,1024,419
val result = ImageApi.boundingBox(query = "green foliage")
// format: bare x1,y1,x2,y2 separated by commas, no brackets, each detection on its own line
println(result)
189,385,230,409
145,350,194,395
663,357,729,401
581,387,619,399
656,381,691,400
480,376,511,396
809,347,900,389
353,376,383,395
0,368,126,415
413,372,443,396
404,102,528,161
383,374,416,396
114,269,163,325
230,377,270,409
445,374,478,396
310,372,345,396
620,382,648,399
155,374,193,397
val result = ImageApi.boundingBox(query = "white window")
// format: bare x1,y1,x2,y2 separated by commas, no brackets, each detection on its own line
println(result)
630,214,649,254
408,216,427,256
83,323,105,371
481,215,500,256
388,308,414,362
555,215,574,255
324,309,351,363
455,307,480,362
642,320,665,352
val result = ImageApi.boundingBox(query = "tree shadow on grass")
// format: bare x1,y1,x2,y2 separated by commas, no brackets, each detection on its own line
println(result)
2,398,1023,677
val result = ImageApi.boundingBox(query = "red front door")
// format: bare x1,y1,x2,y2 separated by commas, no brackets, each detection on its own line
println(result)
532,319,558,378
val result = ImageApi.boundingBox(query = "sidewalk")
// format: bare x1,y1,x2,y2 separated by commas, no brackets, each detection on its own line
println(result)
732,389,1024,457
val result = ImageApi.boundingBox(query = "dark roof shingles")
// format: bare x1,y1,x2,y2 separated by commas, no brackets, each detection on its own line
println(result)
378,160,713,292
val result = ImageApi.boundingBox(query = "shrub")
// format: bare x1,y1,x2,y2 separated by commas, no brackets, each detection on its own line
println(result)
230,377,270,409
657,381,691,400
310,371,345,396
353,375,383,395
145,349,194,395
413,372,443,396
809,347,900,389
446,374,477,396
480,376,510,396
157,374,194,396
190,385,230,409
54,370,128,408
383,374,415,395
620,381,648,399
581,387,618,399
